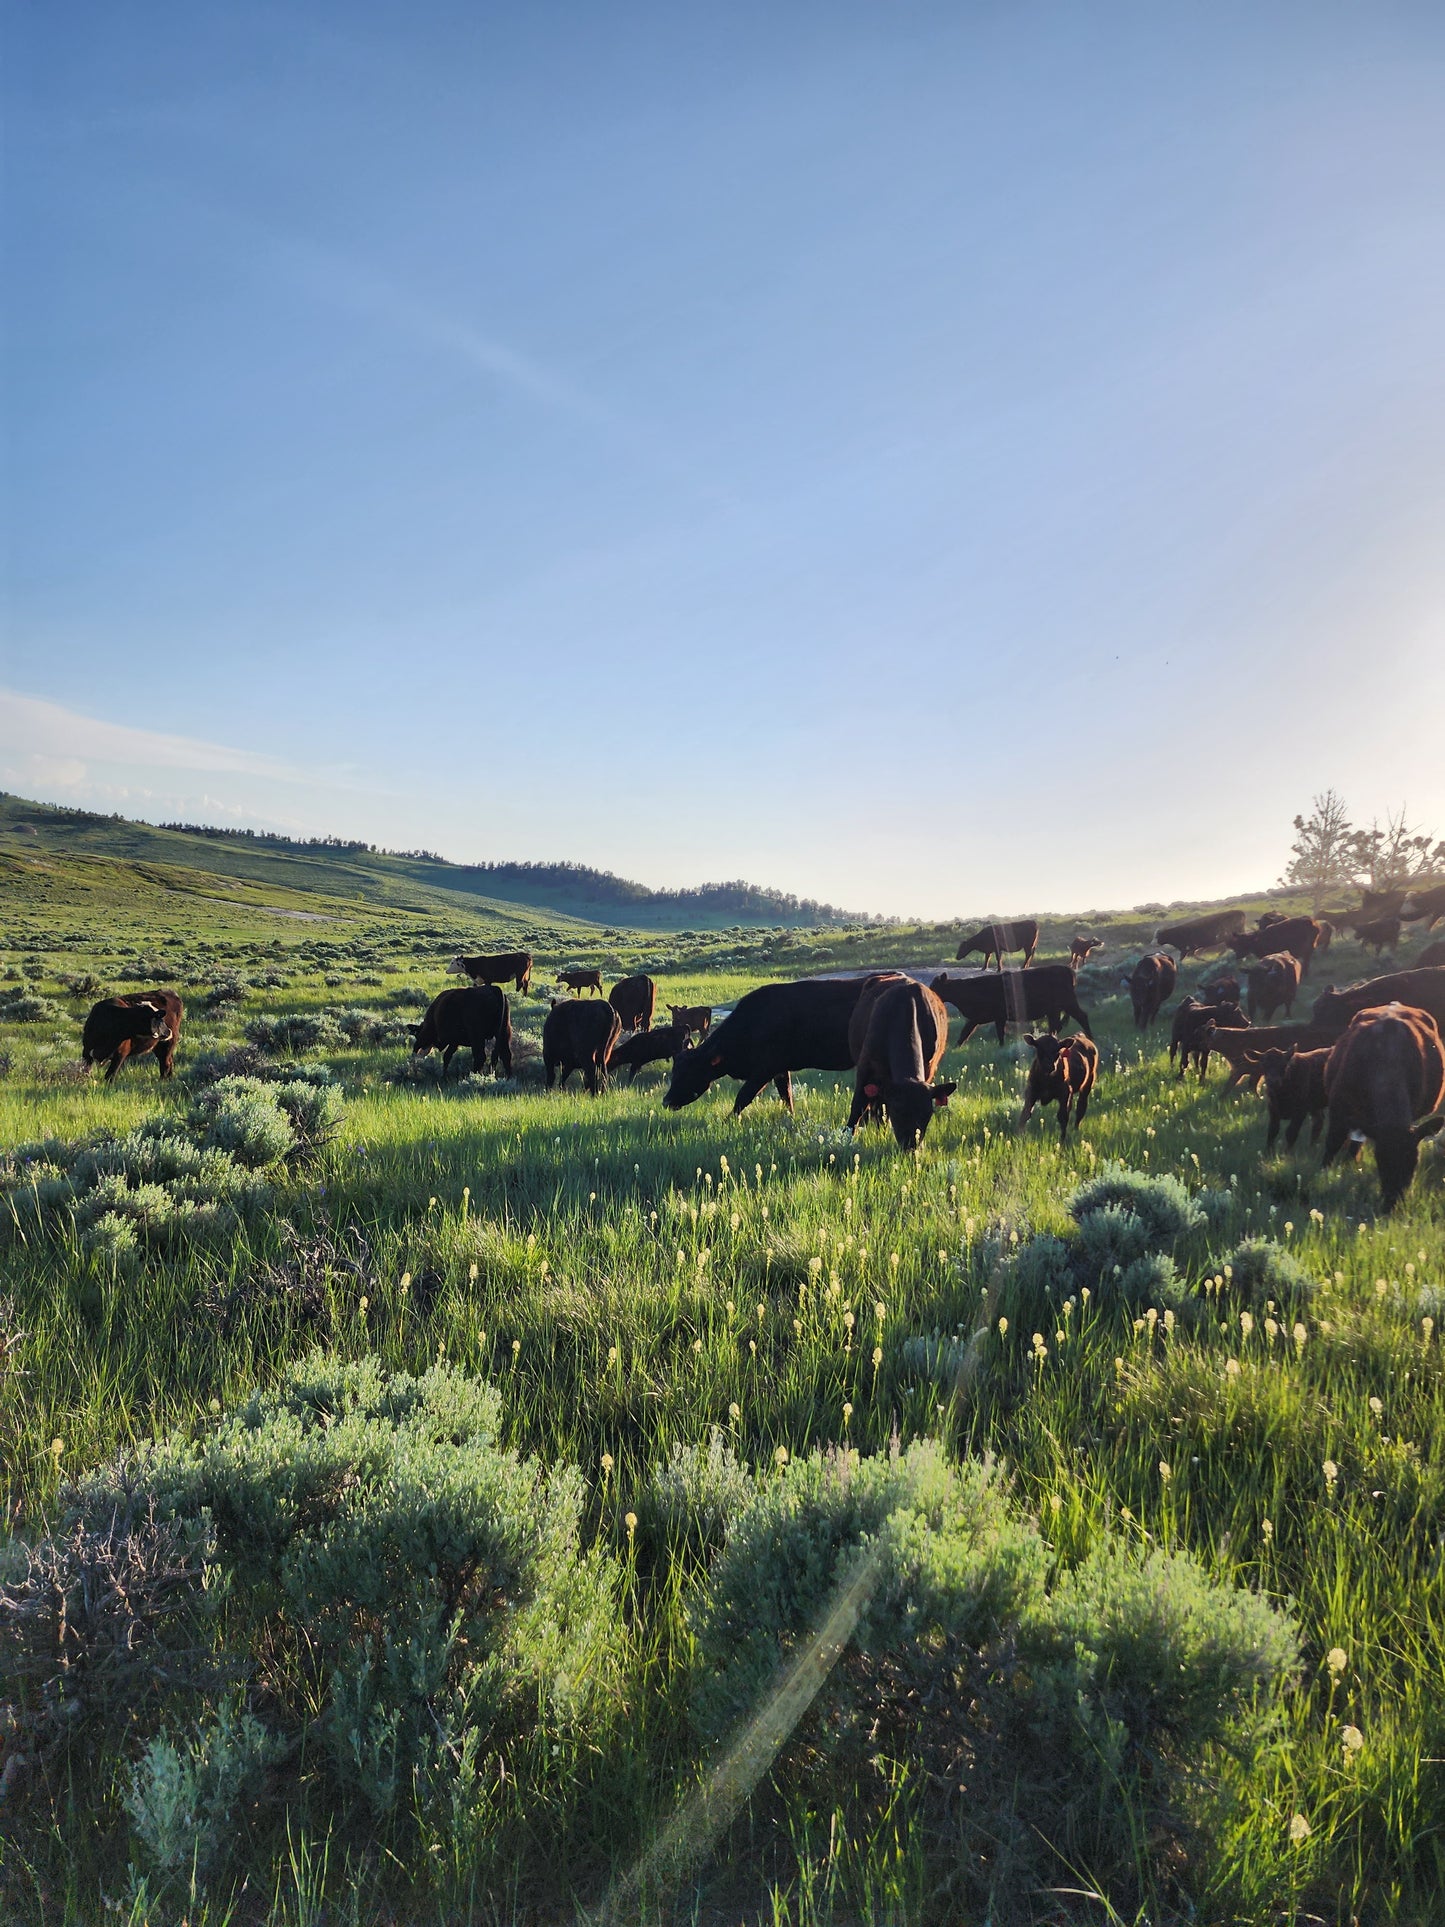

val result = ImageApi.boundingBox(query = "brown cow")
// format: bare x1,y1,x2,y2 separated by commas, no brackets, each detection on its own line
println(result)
543,998,620,1093
1125,953,1178,1030
1154,909,1247,959
955,920,1038,970
1315,918,1335,954
1347,916,1402,956
846,974,955,1146
1069,936,1104,969
1244,1045,1331,1150
557,968,604,997
1169,996,1247,1079
81,991,183,1082
1403,882,1445,930
1019,1031,1099,1142
608,974,656,1033
448,951,532,993
1322,1005,1445,1211
1247,951,1302,1023
1199,1020,1337,1092
1312,967,1445,1037
1227,916,1321,976
609,1022,691,1083
668,1003,714,1040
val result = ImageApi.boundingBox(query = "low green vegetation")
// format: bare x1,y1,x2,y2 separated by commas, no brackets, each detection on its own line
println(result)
1,827,1442,1924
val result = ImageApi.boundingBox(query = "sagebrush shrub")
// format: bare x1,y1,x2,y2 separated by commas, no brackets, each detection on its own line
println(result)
691,1442,1297,1912
638,1427,755,1561
1218,1237,1317,1309
1070,1167,1205,1247
65,1354,624,1856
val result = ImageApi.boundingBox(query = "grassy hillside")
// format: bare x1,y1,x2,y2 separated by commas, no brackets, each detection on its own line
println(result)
0,794,869,930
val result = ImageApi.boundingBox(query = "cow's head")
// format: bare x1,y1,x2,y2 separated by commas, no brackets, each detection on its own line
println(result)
663,1042,723,1110
446,955,467,976
1024,1031,1066,1076
884,1078,953,1148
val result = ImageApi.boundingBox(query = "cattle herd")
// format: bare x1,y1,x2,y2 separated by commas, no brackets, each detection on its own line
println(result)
69,890,1445,1209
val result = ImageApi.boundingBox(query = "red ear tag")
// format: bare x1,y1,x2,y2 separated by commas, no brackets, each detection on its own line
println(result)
863,1083,881,1098
711,1053,723,1067
933,1092,949,1108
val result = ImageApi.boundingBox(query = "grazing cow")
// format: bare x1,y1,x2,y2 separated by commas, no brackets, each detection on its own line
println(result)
846,975,955,1146
932,965,1093,1046
1154,909,1247,959
668,1003,714,1040
608,974,656,1034
1169,996,1247,1080
1019,1031,1100,1143
557,968,604,997
81,991,183,1083
955,920,1039,971
1247,951,1303,1023
1226,917,1321,976
1417,940,1445,971
1321,1005,1445,1211
408,986,512,1078
448,951,532,993
1125,952,1178,1030
1347,916,1402,956
663,978,866,1115
1199,969,1241,1007
543,998,620,1093
1244,1046,1331,1151
1312,967,1445,1037
609,1022,692,1084
1402,882,1445,930
1200,1020,1337,1092
1069,936,1104,969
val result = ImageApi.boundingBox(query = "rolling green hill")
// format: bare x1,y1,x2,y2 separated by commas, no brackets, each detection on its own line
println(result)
0,793,869,930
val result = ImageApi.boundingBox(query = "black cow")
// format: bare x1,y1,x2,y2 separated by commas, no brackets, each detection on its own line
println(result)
1199,1020,1337,1092
1125,953,1177,1030
931,966,1092,1046
1347,916,1402,956
1402,882,1445,930
846,974,955,1146
1322,1005,1445,1211
1154,909,1247,959
1226,916,1321,976
955,920,1039,970
663,978,866,1115
408,986,512,1077
608,974,657,1033
448,951,532,993
81,991,183,1082
543,998,620,1093
609,1022,691,1083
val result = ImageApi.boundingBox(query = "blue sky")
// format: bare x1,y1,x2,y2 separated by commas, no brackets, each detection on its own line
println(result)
3,2,1444,918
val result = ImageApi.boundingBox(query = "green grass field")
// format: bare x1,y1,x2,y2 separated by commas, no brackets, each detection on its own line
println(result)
2,839,1443,1925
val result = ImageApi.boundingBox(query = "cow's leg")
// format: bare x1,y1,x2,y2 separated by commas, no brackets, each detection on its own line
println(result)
994,1022,1007,1045
104,1043,130,1083
1075,1086,1091,1127
1310,1109,1326,1145
1267,1111,1282,1149
958,1018,982,1044
1069,998,1094,1040
1321,1113,1351,1168
731,1073,775,1115
847,1084,869,1133
1058,1092,1072,1142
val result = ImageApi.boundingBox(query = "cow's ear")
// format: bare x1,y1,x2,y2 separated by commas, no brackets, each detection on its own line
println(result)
932,1081,957,1106
1023,1031,1043,1048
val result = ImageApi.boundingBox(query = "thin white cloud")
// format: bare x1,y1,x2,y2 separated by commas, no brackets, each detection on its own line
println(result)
0,687,306,781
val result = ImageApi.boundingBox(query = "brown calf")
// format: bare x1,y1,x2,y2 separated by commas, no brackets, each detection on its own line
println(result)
557,969,604,996
1019,1031,1099,1142
1322,1004,1445,1211
668,1003,714,1040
